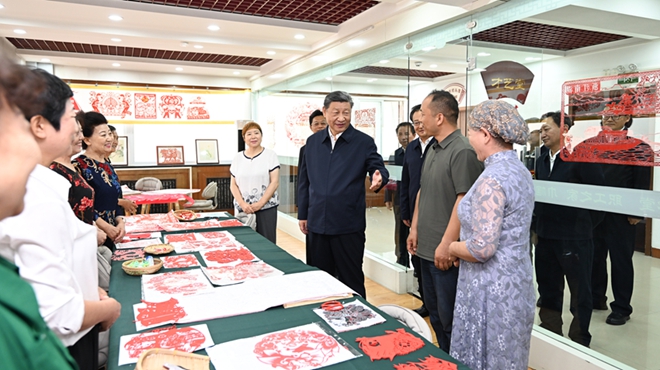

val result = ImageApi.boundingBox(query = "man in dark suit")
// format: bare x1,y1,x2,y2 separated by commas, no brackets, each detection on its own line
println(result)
400,104,435,317
385,121,415,267
534,111,605,347
297,109,327,266
298,91,389,298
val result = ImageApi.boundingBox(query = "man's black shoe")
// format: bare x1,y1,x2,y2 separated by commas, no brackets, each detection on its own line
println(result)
606,312,630,325
414,306,429,318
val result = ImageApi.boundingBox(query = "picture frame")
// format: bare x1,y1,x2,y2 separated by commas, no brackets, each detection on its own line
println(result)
108,136,128,166
156,145,185,165
195,139,219,164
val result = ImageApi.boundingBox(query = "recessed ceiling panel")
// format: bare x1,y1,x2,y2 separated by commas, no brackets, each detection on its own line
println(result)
473,20,630,51
122,0,380,26
7,38,271,66
351,66,453,79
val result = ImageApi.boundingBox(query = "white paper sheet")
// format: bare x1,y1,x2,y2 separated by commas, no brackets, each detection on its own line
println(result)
116,239,163,250
312,300,386,333
118,324,214,365
151,270,356,323
141,268,215,301
202,261,283,286
206,323,357,370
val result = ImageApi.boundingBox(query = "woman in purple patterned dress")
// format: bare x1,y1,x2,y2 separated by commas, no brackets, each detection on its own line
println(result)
448,100,535,370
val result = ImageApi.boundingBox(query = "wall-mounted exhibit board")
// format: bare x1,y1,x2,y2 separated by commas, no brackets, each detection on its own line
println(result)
70,84,251,165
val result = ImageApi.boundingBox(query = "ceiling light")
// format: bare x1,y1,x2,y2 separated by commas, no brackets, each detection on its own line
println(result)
233,71,240,75
13,29,26,34
108,15,123,21
111,38,122,42
266,51,276,55
379,60,389,64
430,64,438,68
325,77,332,81
422,46,436,52
175,67,183,71
207,25,220,31
477,52,491,57
194,45,203,49
0,4,5,9
181,42,189,47
294,34,305,40
367,78,378,82
41,58,50,63
112,63,121,67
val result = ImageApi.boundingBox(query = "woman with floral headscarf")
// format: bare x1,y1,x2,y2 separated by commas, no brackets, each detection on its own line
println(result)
448,100,535,370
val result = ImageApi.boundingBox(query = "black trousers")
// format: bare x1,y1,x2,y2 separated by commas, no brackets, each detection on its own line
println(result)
535,237,593,347
308,231,366,298
393,203,410,267
592,212,636,316
68,325,99,370
255,206,277,244
411,254,425,307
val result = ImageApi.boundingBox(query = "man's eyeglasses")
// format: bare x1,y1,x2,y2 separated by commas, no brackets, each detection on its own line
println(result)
602,115,624,121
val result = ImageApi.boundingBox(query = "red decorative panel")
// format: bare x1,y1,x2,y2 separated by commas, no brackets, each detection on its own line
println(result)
474,21,629,51
351,66,453,79
122,0,379,26
6,38,271,66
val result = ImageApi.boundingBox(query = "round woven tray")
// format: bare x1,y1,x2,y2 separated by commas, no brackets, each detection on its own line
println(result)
136,349,209,370
122,258,163,276
143,244,174,255
173,210,197,221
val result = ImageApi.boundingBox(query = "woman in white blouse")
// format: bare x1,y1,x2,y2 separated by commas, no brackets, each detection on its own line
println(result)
230,122,280,243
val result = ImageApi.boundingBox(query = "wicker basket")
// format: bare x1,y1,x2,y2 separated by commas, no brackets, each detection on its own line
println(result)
122,258,163,276
136,349,210,370
144,244,174,255
173,210,197,221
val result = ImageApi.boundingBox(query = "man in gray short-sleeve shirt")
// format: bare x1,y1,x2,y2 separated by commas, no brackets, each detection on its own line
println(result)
408,90,483,352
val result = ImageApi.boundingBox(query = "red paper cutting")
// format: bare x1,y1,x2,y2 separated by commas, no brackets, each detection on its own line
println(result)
160,95,184,119
218,219,245,227
203,248,256,264
162,254,200,269
124,325,206,359
136,298,187,327
166,233,198,243
144,270,211,296
394,356,458,370
135,93,157,119
355,328,425,361
199,231,234,239
112,248,145,261
253,329,340,370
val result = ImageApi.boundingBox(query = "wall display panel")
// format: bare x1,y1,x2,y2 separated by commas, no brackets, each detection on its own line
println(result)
70,84,250,165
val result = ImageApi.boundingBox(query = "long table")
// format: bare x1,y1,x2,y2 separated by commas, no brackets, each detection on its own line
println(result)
108,218,468,370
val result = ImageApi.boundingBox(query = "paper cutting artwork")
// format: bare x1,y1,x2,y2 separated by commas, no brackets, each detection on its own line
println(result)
312,300,386,333
187,97,210,119
202,261,283,286
201,246,258,267
118,324,214,365
206,323,358,370
89,91,132,118
161,254,200,269
199,231,236,239
159,94,185,119
394,356,458,370
159,219,225,232
134,93,157,119
141,269,215,301
133,298,187,331
354,108,376,138
165,233,198,243
122,232,162,242
356,328,425,361
285,101,321,148
218,219,245,227
116,239,162,250
112,248,145,261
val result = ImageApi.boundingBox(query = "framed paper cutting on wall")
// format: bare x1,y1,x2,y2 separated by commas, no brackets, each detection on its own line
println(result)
156,146,185,165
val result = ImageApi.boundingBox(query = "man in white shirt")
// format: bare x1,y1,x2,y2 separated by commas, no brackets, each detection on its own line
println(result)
0,69,121,370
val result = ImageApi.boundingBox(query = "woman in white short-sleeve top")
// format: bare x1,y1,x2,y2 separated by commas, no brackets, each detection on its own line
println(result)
230,122,280,243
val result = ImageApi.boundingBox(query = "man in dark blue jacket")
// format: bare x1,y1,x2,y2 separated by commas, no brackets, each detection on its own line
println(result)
400,104,436,317
298,91,388,298
535,111,605,347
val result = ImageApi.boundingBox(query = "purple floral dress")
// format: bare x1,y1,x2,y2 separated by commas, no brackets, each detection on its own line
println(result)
450,150,535,370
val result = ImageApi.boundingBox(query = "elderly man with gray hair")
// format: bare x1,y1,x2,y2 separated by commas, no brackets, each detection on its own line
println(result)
298,91,388,298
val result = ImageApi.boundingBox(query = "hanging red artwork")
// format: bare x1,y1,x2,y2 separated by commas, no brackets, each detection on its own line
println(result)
393,355,458,370
159,95,185,119
135,93,157,119
355,328,425,361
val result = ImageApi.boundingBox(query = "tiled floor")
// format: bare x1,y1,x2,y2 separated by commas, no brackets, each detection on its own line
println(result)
280,208,660,369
